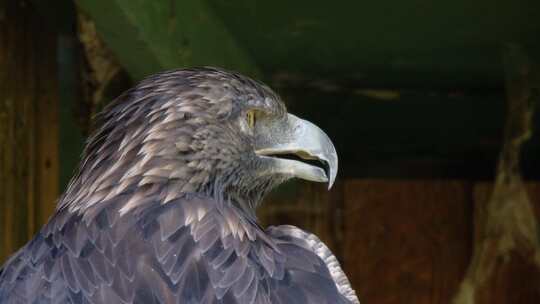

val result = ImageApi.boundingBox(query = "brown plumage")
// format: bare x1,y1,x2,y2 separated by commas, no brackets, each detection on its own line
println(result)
0,67,357,303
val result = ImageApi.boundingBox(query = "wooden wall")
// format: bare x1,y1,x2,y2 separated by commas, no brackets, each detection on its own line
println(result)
260,180,540,304
0,0,59,264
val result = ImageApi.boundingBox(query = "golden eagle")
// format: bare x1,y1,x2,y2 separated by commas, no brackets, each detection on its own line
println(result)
0,67,358,304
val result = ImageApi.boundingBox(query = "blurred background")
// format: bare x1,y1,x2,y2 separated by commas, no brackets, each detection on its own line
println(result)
1,0,540,303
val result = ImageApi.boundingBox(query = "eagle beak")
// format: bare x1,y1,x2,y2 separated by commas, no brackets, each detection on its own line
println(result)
255,114,338,189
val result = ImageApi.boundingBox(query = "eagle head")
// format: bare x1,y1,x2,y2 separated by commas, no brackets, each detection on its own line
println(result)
61,67,337,216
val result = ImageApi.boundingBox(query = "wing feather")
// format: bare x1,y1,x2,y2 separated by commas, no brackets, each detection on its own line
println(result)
268,225,360,304
0,195,357,304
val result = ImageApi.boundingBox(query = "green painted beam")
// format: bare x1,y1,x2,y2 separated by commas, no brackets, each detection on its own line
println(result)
76,0,261,81
77,0,540,88
207,0,540,88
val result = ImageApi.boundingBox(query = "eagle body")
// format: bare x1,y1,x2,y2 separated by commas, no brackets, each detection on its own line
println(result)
0,68,358,303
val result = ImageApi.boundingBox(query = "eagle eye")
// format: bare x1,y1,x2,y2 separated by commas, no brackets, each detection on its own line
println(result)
246,110,257,129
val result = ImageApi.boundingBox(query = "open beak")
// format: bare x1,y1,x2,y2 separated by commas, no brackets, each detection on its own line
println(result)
255,114,338,189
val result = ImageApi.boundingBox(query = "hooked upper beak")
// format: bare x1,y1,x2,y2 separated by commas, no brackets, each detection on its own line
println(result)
255,114,338,189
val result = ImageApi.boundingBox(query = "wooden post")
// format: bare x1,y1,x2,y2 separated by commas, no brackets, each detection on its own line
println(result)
0,0,59,264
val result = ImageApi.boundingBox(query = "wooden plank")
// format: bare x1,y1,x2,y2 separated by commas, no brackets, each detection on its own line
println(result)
343,179,473,304
0,0,32,264
35,8,60,225
0,0,59,264
75,0,261,81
